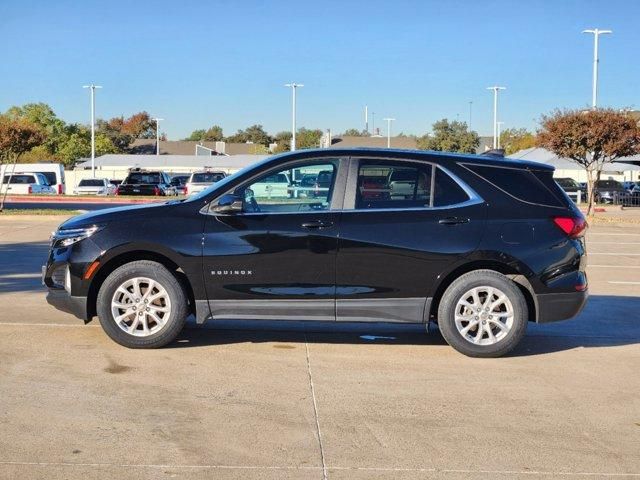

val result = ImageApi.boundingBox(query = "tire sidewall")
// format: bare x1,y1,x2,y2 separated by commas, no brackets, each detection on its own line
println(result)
97,261,187,348
437,270,528,358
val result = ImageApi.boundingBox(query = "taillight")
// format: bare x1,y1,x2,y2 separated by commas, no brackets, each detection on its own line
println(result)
154,186,161,196
553,216,587,238
115,187,120,196
28,185,33,194
58,184,63,194
184,186,188,195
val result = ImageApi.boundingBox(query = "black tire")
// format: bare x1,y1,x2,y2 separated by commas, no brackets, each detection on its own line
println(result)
437,270,528,358
96,260,188,348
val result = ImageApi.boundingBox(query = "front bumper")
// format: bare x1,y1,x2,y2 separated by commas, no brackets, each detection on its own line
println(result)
46,289,89,321
536,290,588,323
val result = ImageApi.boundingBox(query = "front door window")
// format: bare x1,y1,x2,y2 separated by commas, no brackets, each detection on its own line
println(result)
239,161,337,213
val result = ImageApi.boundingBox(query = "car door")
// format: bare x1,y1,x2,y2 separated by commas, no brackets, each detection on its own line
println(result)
201,158,347,321
335,157,486,323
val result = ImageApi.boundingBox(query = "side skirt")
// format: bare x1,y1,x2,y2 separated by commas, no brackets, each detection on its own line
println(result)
195,298,432,324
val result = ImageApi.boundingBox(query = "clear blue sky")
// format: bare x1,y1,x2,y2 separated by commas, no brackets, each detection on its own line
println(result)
1,0,638,140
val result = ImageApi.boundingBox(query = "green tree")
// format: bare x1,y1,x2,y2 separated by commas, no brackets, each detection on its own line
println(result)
417,119,479,154
272,131,292,153
57,128,118,165
538,108,640,216
185,129,206,141
295,128,323,149
500,128,537,155
226,124,272,145
202,125,224,141
5,103,66,156
341,128,370,137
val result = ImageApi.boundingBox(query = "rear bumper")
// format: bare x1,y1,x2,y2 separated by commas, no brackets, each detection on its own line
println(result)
536,290,588,323
46,289,89,321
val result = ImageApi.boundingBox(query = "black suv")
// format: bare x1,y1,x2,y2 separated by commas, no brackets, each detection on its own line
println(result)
116,168,174,196
44,149,588,357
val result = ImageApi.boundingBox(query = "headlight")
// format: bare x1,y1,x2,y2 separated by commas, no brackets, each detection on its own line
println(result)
52,225,102,248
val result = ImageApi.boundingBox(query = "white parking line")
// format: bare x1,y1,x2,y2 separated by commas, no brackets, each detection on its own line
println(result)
588,241,640,245
588,233,640,236
608,281,640,285
589,253,640,256
0,461,638,477
589,265,640,268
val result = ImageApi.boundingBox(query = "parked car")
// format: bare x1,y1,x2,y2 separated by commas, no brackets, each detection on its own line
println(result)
170,175,190,195
1,172,55,195
116,169,174,196
110,179,122,187
0,163,65,194
44,148,587,358
249,172,290,198
73,178,116,196
555,177,586,202
185,171,226,196
594,179,629,204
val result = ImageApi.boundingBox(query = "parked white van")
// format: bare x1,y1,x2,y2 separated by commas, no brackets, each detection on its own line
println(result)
0,163,65,194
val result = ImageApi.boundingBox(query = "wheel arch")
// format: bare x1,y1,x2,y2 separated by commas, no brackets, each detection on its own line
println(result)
86,250,196,321
429,260,538,323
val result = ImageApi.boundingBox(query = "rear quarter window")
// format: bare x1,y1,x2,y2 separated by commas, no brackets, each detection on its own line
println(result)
466,164,565,207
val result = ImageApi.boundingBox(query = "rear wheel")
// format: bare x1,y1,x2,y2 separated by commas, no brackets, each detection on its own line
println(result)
96,261,188,348
437,270,528,358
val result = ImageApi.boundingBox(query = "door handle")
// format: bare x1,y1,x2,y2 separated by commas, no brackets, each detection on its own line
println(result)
438,217,470,226
302,220,333,229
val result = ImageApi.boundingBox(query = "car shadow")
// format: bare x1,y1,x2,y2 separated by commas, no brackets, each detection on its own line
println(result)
0,240,50,294
171,295,640,357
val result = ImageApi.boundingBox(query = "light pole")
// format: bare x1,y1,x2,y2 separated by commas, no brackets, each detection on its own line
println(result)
152,118,164,155
383,118,395,148
285,83,303,151
364,105,369,134
82,84,102,177
497,121,504,149
486,86,506,149
583,28,612,109
371,112,376,135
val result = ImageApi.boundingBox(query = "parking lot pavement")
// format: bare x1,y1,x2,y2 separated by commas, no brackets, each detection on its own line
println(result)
1,215,640,479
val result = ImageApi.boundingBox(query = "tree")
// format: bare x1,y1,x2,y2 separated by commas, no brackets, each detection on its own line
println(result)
417,119,479,154
225,124,272,145
96,119,132,151
272,131,292,153
0,116,47,210
5,103,66,156
341,128,370,137
202,125,223,142
295,128,323,149
185,129,206,141
538,108,640,216
121,112,155,138
57,128,118,165
500,128,537,155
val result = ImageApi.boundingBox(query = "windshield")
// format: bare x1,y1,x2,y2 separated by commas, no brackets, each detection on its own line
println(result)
79,179,104,187
192,172,225,183
125,172,161,184
597,180,623,189
555,178,578,188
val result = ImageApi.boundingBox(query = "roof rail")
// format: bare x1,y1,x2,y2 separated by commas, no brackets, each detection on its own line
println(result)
480,149,505,158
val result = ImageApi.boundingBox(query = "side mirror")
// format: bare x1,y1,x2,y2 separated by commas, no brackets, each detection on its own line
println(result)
211,193,243,214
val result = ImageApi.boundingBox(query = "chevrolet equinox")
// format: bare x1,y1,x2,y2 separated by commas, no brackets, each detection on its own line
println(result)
44,149,588,357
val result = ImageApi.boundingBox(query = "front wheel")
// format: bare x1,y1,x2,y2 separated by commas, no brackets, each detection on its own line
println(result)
96,261,188,348
437,270,528,358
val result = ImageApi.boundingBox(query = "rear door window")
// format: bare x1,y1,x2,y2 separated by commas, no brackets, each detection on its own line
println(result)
355,160,472,210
